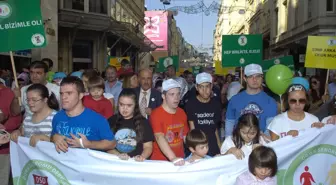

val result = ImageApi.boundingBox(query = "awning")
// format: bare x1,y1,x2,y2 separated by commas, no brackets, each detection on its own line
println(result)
58,9,157,52
110,22,157,52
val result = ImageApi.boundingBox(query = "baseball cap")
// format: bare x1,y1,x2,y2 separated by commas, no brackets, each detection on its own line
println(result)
70,71,83,79
244,64,263,77
162,79,180,92
53,72,67,80
196,72,212,84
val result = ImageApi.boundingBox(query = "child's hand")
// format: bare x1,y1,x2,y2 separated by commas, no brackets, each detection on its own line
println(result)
171,157,185,166
186,158,195,163
287,130,299,137
118,153,130,160
228,147,245,160
311,122,325,128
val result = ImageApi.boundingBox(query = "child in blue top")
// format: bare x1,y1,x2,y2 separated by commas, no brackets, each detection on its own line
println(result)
185,129,211,163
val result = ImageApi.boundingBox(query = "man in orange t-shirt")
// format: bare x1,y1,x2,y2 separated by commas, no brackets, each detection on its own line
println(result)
150,79,189,166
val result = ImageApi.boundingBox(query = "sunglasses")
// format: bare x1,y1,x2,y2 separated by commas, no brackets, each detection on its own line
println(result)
289,98,307,104
312,81,318,84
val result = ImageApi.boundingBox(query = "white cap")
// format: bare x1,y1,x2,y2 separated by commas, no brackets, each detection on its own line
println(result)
196,72,212,84
227,82,242,100
162,79,180,92
244,64,263,77
0,78,5,86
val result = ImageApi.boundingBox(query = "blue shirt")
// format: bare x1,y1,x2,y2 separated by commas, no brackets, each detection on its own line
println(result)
225,91,277,135
51,108,114,141
329,83,336,98
105,81,122,105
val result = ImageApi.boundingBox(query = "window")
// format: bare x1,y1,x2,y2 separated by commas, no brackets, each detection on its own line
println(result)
308,0,312,19
327,0,334,12
295,6,299,26
89,0,107,14
72,0,84,11
255,18,259,33
274,8,278,36
64,0,84,11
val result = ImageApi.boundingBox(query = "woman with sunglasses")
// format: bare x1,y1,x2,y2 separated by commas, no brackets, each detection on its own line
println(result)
308,76,328,113
268,84,323,141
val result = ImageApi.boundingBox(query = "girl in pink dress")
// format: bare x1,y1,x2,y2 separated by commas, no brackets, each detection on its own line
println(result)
235,146,277,185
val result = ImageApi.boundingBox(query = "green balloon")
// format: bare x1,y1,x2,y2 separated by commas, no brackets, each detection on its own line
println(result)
265,64,293,95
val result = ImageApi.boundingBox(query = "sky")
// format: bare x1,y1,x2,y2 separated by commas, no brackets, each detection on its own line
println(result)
145,0,219,55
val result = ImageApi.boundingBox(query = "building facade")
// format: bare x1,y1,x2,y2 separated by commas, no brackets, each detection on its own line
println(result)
214,0,336,75
57,0,156,73
0,0,157,73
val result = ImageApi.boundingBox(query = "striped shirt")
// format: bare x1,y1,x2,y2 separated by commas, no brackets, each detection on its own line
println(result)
23,110,57,138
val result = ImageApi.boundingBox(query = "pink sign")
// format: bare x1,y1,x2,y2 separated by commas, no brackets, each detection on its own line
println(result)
144,11,168,51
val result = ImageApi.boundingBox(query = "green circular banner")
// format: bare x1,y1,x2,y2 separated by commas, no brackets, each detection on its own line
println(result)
282,144,336,185
18,160,70,185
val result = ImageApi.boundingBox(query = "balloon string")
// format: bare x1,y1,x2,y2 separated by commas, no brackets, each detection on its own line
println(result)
280,94,283,113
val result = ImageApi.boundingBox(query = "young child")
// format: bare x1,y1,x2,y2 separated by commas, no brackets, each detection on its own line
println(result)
185,129,211,163
117,59,133,77
235,146,277,184
83,76,114,119
221,113,268,160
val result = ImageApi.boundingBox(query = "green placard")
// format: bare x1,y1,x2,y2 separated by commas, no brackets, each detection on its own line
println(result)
157,56,179,72
222,34,262,67
0,0,47,52
192,66,202,75
262,56,295,73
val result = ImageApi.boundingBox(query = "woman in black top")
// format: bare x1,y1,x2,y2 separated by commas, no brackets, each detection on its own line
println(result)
107,88,154,162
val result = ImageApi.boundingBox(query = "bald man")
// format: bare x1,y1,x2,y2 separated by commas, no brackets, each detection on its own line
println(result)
135,69,163,119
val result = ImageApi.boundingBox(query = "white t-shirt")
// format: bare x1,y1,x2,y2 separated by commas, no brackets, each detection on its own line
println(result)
322,116,333,124
267,111,319,138
21,82,60,116
220,136,267,156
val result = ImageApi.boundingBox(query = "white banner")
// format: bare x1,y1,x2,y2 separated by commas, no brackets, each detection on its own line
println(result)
11,125,336,185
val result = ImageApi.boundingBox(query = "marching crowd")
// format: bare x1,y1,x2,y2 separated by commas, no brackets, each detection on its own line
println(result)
0,58,336,184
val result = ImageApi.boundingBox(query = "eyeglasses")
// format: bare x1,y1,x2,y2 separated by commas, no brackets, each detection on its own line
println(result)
312,81,318,84
289,98,307,104
26,99,43,103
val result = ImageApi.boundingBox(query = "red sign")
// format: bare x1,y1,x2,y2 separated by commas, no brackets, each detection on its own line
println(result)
144,11,168,51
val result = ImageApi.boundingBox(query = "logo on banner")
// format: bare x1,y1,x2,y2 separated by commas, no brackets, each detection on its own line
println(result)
31,34,45,46
33,174,48,185
328,39,336,46
238,36,247,46
0,2,12,18
15,160,70,185
144,16,160,36
163,57,173,68
279,144,336,185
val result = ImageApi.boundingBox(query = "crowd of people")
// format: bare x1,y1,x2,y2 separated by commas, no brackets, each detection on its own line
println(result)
0,58,336,184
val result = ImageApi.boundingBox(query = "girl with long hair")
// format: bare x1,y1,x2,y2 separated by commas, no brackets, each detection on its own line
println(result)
220,113,268,160
107,88,154,162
